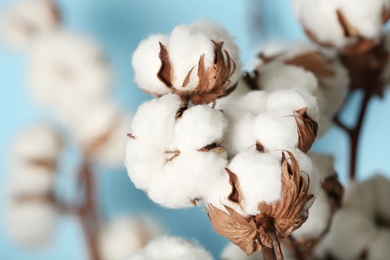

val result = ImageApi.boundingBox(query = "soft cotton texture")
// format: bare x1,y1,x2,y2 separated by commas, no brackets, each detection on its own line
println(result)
127,236,214,260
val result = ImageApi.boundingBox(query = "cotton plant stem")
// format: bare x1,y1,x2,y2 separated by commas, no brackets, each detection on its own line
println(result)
334,87,374,180
78,161,100,260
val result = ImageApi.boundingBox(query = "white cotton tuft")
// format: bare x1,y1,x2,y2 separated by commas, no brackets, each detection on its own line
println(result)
147,150,227,208
228,151,282,215
319,208,379,260
132,34,171,95
98,215,163,260
253,109,299,152
4,199,58,249
292,189,331,241
10,123,62,162
127,236,214,260
366,229,390,260
27,31,112,110
308,152,335,179
0,0,60,49
220,243,264,260
293,0,388,50
131,94,182,146
175,105,227,151
223,111,256,157
221,90,268,117
85,112,132,166
343,179,376,219
215,77,252,109
368,174,390,225
259,62,319,93
266,89,319,122
7,164,55,196
168,20,240,91
125,139,167,191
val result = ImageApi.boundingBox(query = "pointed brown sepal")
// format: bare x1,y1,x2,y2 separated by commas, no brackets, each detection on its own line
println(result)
157,42,173,88
127,133,136,139
198,142,225,153
206,204,261,256
225,168,241,204
284,51,335,78
294,108,318,153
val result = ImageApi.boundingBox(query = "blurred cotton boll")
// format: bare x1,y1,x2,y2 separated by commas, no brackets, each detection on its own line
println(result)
220,243,263,260
98,215,163,260
27,30,113,115
0,0,60,49
126,236,214,260
4,199,58,249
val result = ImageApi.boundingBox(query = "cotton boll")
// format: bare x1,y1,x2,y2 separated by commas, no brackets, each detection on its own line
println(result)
132,34,172,95
175,105,227,151
308,152,335,179
98,215,163,260
366,229,390,260
228,151,282,215
4,199,58,249
318,60,349,117
147,151,227,208
125,139,166,191
0,0,60,49
86,113,132,166
220,243,263,260
266,89,319,122
343,179,376,219
259,62,319,94
291,189,331,241
221,90,268,117
10,123,62,162
223,112,256,157
8,164,55,196
369,174,390,225
254,109,298,152
168,25,216,91
321,208,378,260
131,94,182,146
168,21,240,91
27,31,112,108
127,236,214,260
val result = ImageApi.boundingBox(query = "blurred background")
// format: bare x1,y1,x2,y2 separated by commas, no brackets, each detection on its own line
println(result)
1,0,390,259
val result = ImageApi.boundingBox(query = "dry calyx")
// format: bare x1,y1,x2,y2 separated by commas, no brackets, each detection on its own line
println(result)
207,151,314,259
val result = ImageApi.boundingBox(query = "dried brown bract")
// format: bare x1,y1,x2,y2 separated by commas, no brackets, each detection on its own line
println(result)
293,107,318,153
206,151,313,258
284,51,335,78
156,41,237,105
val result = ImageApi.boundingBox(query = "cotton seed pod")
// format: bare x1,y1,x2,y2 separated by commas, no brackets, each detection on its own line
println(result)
127,236,214,260
132,20,241,105
27,31,112,111
293,0,390,54
0,0,60,49
4,198,58,249
174,104,227,151
207,151,314,256
146,150,227,208
317,208,379,260
98,215,163,260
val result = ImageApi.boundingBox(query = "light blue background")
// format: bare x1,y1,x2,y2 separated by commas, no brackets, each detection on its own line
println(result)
1,0,390,259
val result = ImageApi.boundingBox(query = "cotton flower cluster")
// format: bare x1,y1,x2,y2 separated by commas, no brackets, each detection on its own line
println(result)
315,174,390,260
98,215,163,260
293,0,390,54
132,20,241,105
238,43,349,137
4,123,62,248
126,94,229,208
126,236,214,260
27,31,131,166
0,0,60,49
128,20,322,257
